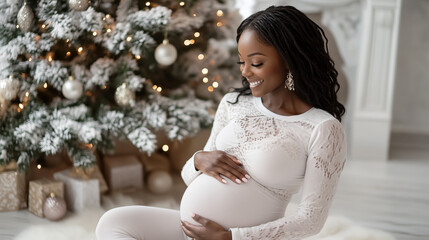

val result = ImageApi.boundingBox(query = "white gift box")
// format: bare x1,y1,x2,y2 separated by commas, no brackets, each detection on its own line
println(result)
53,168,100,212
103,155,143,191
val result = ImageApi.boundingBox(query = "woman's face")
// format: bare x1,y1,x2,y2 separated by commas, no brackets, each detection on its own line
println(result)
237,29,289,97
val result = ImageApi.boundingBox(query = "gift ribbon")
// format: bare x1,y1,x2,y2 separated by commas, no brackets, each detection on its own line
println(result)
70,166,95,180
0,161,17,173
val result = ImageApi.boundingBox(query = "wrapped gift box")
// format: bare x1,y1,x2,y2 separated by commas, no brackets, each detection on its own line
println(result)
28,178,64,217
0,171,27,212
103,155,143,191
53,168,100,212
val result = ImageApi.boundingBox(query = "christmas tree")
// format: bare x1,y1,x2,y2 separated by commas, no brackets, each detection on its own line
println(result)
0,0,242,170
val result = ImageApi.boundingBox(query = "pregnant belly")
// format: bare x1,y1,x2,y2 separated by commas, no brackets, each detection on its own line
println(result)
180,174,286,229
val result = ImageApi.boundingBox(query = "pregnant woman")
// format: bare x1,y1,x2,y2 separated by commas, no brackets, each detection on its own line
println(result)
96,5,347,240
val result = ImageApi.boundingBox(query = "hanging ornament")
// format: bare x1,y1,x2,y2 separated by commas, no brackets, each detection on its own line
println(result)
17,1,34,33
115,82,136,107
154,39,178,66
68,0,89,11
0,76,20,101
62,76,83,100
43,193,67,221
147,170,173,194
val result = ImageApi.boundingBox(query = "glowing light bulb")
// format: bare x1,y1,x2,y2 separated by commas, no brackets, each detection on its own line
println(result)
66,38,70,43
157,86,162,92
19,103,24,109
146,2,150,6
37,164,42,169
208,86,214,92
42,24,46,29
190,39,195,44
217,10,224,17
25,92,29,97
212,82,219,88
66,51,71,57
47,56,53,62
78,47,83,54
194,32,200,38
162,144,169,152
152,85,158,90
179,1,185,6
126,36,132,42
202,77,209,83
93,31,98,36
28,57,32,62
184,40,191,46
202,68,208,75
43,83,48,88
216,22,223,27
135,55,141,60
198,54,204,60
106,28,112,33
16,25,19,29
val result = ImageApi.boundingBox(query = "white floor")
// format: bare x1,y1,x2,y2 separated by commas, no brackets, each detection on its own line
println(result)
1,148,428,240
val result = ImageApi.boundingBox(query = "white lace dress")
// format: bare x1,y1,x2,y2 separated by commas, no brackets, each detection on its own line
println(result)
180,92,347,240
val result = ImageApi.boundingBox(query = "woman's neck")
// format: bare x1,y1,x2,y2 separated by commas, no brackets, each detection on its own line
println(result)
261,90,311,116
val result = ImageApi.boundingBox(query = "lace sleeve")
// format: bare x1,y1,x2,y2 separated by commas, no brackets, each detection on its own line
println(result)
181,95,231,186
230,119,347,240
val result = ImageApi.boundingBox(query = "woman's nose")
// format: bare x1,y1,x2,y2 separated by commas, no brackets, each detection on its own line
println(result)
241,64,252,78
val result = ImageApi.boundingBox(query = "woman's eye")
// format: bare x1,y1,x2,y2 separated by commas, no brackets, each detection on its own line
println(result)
236,61,245,65
251,63,263,67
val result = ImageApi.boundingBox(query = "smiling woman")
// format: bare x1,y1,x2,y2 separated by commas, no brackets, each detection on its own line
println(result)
96,5,346,240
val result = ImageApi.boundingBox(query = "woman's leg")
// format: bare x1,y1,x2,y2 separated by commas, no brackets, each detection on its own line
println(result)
96,206,186,240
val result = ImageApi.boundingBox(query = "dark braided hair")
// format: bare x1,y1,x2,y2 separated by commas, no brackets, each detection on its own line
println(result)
232,5,345,121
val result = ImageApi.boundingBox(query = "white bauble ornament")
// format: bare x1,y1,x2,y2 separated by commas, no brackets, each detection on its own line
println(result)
62,76,83,100
0,76,20,100
154,39,177,66
17,1,34,33
68,0,89,11
147,170,173,194
115,83,135,107
43,193,67,221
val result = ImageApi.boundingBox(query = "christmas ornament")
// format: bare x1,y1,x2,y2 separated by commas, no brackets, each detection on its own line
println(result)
68,0,89,11
43,193,67,221
17,1,34,32
62,76,83,100
115,83,135,107
147,170,173,194
0,76,20,101
154,39,177,66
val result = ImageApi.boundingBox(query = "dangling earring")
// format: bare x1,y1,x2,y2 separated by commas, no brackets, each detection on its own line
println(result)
285,71,295,91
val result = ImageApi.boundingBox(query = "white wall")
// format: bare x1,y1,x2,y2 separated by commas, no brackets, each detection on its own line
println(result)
392,0,429,135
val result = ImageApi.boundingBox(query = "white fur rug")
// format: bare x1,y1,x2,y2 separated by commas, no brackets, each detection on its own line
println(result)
14,193,395,240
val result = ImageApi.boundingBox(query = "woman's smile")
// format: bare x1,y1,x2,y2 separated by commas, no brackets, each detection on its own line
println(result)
249,79,264,88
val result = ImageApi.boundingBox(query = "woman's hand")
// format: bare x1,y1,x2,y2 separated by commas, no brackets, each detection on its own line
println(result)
194,150,250,184
181,214,232,240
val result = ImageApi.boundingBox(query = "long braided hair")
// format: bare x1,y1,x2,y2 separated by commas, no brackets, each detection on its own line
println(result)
232,5,345,121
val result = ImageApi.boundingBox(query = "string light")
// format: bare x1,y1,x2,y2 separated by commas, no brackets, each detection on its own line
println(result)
77,47,83,54
157,86,162,92
66,38,70,43
202,68,208,74
35,35,41,41
126,36,132,42
198,54,204,60
92,31,98,36
212,82,219,88
43,83,48,88
216,10,224,17
179,1,185,6
103,85,107,89
37,164,42,169
193,13,197,17
145,1,151,6
41,24,46,29
28,57,32,62
202,77,209,83
162,144,169,152
135,55,141,60
194,32,200,38
184,40,191,46
16,25,19,29
106,28,112,33
106,14,111,19
18,103,24,109
25,92,29,97
47,55,53,62
152,85,158,90
189,39,195,44
216,22,223,27
66,51,71,57
208,86,214,92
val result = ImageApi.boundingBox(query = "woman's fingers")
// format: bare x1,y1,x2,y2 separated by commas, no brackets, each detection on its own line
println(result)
219,157,251,182
181,221,197,238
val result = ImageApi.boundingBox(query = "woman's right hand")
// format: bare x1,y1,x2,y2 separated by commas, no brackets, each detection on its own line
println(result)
194,150,250,184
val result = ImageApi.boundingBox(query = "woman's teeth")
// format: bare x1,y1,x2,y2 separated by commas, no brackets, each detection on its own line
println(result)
249,79,264,88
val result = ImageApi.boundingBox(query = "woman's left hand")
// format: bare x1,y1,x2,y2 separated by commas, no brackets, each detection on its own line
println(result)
181,214,232,240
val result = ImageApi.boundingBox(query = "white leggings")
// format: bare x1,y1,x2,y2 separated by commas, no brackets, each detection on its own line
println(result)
95,206,188,240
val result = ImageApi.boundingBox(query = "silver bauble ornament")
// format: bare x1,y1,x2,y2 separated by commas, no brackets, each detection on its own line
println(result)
147,170,173,194
0,76,20,101
43,193,67,221
17,1,34,33
115,83,135,107
68,0,89,11
154,39,177,66
62,76,83,100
